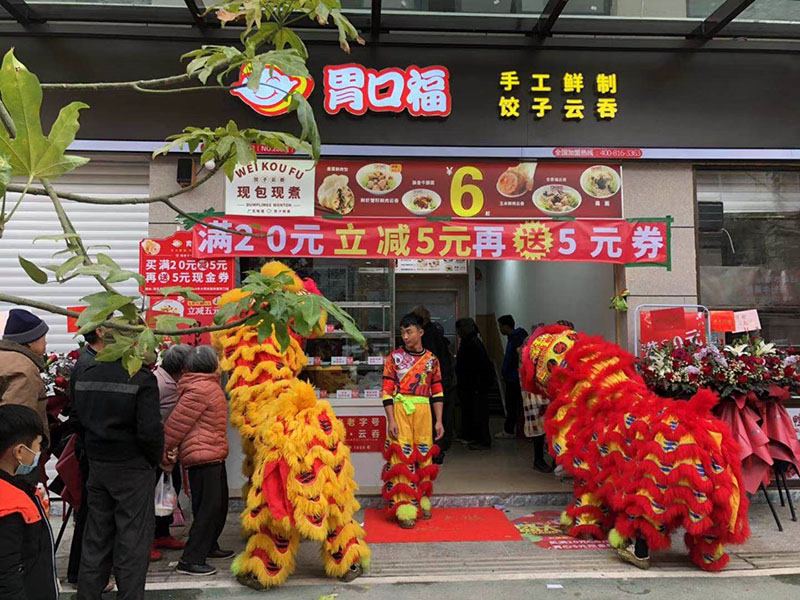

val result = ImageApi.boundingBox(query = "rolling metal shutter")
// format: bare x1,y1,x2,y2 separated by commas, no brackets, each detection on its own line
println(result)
0,155,149,353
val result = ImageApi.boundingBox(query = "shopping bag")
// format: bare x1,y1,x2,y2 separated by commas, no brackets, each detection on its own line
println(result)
154,472,177,517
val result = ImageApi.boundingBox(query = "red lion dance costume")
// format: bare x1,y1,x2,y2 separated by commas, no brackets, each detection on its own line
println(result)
520,325,749,571
211,262,370,589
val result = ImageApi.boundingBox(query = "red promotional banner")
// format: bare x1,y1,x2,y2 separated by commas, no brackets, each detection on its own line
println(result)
341,415,386,453
710,310,736,333
192,216,669,265
139,231,235,295
314,160,622,220
640,309,707,347
145,295,219,346
66,306,87,333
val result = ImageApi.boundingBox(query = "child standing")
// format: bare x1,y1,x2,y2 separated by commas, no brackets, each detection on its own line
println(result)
381,313,444,529
0,404,58,600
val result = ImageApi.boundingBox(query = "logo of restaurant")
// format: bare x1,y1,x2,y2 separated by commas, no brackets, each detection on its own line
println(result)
230,64,314,117
513,221,553,261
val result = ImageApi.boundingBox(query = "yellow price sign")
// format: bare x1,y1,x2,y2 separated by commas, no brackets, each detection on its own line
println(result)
449,166,484,217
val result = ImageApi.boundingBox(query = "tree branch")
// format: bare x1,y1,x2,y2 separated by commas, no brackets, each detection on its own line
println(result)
0,100,15,136
40,73,197,92
132,84,237,94
41,179,117,294
7,166,220,205
0,292,252,336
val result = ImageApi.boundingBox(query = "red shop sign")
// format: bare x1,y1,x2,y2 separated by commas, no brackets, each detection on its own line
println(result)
192,216,669,266
139,231,235,296
314,159,622,220
341,415,386,453
323,64,451,117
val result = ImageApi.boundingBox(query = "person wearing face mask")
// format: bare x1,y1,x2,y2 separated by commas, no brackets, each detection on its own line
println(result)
0,309,50,482
0,404,58,600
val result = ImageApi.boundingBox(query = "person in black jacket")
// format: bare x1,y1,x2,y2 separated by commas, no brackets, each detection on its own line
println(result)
455,318,495,450
0,404,58,600
72,337,163,600
64,328,114,588
413,306,456,463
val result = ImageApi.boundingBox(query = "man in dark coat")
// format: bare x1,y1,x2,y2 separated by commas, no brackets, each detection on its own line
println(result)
0,404,58,600
72,332,163,600
455,318,495,450
413,306,456,463
497,314,528,439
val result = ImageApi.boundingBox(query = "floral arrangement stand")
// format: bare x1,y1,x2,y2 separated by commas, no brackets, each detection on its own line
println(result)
639,338,800,531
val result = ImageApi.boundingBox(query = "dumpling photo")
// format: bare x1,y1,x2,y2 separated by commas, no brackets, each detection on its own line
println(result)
317,174,355,215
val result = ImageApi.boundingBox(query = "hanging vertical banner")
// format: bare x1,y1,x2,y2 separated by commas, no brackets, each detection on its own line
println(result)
139,231,235,295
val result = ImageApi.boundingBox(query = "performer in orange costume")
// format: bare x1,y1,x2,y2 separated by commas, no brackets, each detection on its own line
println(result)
212,262,370,589
520,325,749,571
381,313,444,529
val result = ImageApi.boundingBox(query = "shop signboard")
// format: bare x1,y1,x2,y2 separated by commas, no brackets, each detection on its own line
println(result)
226,159,316,217
315,160,622,220
640,308,707,347
341,415,386,453
192,216,669,266
139,231,235,295
323,64,451,117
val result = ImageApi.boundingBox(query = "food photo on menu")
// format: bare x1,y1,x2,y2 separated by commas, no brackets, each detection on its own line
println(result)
312,160,623,219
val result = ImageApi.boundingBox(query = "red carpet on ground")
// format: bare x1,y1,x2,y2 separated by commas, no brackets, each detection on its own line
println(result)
364,507,523,543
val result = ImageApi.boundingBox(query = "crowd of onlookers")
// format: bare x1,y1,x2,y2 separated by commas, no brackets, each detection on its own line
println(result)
0,308,232,600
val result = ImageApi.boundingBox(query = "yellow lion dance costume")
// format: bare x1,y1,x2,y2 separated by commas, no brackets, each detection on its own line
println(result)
520,325,749,571
211,262,370,589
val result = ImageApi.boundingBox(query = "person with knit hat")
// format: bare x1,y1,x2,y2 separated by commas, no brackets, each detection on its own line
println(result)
0,309,50,455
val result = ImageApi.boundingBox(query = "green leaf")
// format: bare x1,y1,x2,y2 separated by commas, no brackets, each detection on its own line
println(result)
106,269,144,285
292,93,320,161
55,255,85,280
96,253,121,269
138,327,157,356
157,286,204,301
18,255,47,284
0,50,90,179
0,152,11,199
33,233,81,243
274,28,308,60
154,314,197,331
122,353,143,377
76,292,136,329
274,321,290,351
96,335,136,362
177,208,224,231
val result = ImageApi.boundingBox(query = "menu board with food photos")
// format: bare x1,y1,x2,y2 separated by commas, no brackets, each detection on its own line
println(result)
314,159,623,220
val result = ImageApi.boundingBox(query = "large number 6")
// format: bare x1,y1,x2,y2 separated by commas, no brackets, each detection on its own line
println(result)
450,166,484,217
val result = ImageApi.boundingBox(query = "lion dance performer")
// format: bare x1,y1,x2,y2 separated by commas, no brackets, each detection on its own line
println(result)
520,325,749,571
211,262,370,589
381,313,444,529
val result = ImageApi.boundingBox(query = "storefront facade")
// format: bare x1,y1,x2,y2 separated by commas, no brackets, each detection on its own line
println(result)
3,21,800,491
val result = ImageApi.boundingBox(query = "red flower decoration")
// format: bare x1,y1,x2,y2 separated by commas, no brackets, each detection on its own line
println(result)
67,350,80,360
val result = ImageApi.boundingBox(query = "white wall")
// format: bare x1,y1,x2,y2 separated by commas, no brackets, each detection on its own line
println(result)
481,260,617,341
